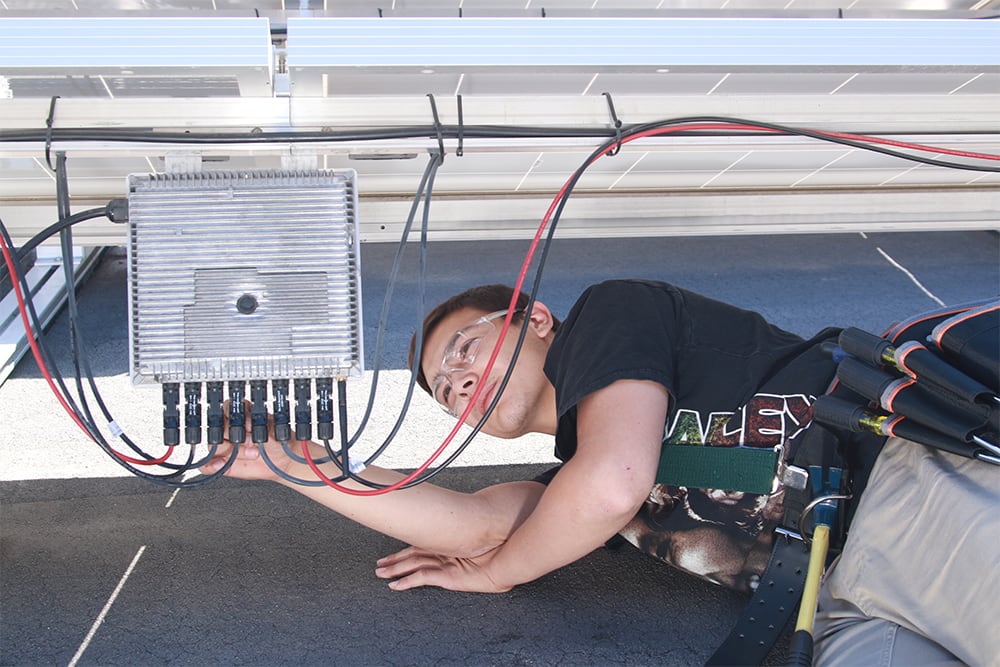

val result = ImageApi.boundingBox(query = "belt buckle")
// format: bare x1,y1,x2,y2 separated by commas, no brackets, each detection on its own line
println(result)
774,526,805,544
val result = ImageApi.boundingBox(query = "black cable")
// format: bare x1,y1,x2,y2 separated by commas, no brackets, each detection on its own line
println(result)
355,152,441,470
259,441,327,487
278,151,445,486
329,152,442,490
338,379,350,477
696,116,1000,173
391,119,705,486
268,152,444,488
51,158,208,477
2,119,997,172
2,157,445,488
8,115,1000,490
1,218,102,443
281,438,333,466
319,114,1000,490
346,152,441,450
0,125,605,145
390,124,632,486
55,154,103,461
0,206,110,286
1,214,234,486
333,145,552,490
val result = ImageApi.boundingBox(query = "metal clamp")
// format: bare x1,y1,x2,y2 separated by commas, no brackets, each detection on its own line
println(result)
798,493,853,546
427,93,445,161
780,462,810,492
602,92,623,156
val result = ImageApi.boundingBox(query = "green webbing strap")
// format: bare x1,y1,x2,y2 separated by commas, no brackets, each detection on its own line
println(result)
655,444,779,494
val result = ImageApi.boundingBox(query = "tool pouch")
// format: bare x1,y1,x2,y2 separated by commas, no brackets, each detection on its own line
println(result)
813,298,1000,471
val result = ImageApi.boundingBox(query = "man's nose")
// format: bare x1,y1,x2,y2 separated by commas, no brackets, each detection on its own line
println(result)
453,370,479,400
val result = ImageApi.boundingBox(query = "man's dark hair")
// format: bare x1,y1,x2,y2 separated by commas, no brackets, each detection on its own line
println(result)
409,284,560,395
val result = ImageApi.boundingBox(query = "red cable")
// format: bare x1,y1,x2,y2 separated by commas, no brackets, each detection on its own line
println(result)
300,122,756,495
0,230,174,466
13,119,998,488
309,119,1000,495
810,130,1000,162
0,230,95,440
114,448,175,466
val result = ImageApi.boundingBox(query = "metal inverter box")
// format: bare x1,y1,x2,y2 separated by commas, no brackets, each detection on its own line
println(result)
126,169,363,386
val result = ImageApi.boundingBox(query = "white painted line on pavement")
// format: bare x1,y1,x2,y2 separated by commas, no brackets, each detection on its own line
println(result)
875,246,946,307
68,545,146,667
164,488,181,509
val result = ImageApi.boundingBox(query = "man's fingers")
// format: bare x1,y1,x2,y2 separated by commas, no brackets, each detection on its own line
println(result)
374,553,444,580
374,550,507,594
238,444,260,459
385,570,440,591
375,546,431,568
199,442,259,475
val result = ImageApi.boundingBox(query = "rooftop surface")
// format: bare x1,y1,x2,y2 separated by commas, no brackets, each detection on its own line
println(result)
3,230,998,666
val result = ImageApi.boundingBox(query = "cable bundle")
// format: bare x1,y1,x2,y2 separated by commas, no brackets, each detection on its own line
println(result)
3,115,1000,489
813,305,1000,465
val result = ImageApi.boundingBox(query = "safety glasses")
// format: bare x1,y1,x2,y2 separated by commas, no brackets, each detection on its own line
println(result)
430,309,517,417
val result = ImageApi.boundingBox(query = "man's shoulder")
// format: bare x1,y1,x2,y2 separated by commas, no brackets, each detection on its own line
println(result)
573,279,683,311
584,278,678,295
557,280,685,337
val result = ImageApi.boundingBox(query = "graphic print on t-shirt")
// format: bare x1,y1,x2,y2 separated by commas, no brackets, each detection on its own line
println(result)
666,393,814,448
619,391,817,594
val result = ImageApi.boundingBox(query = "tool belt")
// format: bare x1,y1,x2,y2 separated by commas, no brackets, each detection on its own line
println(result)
702,298,999,666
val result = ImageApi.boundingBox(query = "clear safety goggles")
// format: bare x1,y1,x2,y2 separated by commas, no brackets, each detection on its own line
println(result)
430,309,517,417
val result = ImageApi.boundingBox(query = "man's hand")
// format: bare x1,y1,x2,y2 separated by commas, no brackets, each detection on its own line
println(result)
199,438,294,482
374,545,512,593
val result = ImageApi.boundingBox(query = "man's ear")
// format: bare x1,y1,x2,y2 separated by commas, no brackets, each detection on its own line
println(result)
526,301,555,338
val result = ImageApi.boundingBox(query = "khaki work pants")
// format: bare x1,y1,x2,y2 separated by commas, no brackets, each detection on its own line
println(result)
813,437,999,667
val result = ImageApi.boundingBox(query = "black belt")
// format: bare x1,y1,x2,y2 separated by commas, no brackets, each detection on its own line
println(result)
705,529,810,667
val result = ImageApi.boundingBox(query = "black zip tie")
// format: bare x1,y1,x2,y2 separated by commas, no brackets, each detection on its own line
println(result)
456,94,464,157
427,93,445,162
45,96,60,172
603,92,623,156
378,8,383,17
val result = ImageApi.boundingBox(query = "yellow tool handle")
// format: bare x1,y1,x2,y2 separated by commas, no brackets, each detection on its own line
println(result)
795,523,830,634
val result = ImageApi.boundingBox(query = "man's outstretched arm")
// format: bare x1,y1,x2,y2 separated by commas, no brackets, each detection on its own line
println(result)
375,379,668,592
201,439,545,559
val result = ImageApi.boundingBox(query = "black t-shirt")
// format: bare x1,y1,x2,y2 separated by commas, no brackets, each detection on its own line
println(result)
540,279,840,593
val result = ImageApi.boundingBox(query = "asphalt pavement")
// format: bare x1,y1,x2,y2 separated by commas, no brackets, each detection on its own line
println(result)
2,230,998,666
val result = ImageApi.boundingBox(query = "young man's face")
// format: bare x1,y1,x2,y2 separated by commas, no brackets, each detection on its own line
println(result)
420,304,555,438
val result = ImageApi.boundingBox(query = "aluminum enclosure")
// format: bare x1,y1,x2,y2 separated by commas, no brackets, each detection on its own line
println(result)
126,169,363,386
